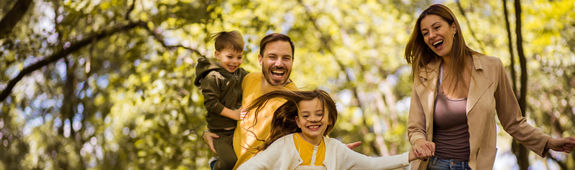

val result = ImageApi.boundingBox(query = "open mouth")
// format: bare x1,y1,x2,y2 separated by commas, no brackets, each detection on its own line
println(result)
432,40,444,49
306,124,322,131
227,65,237,71
271,68,286,77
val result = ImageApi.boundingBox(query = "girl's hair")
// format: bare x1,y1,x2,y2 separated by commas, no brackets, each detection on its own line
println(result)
212,30,244,52
245,90,338,151
404,4,477,90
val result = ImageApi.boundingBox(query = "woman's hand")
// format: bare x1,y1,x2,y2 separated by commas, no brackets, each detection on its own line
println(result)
547,137,575,153
413,139,435,158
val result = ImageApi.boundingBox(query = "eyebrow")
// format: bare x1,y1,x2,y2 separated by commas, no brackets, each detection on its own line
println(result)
421,22,441,32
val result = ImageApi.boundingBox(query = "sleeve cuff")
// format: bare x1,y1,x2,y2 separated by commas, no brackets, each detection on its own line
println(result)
400,152,411,166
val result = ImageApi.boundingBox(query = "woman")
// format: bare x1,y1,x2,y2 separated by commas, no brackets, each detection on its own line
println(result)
404,4,575,170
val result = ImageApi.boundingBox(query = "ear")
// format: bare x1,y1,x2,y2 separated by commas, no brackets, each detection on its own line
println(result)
295,116,303,129
258,54,263,65
451,24,457,35
215,50,221,60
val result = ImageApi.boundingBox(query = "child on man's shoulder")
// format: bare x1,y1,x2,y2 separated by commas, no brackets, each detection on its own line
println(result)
194,30,248,170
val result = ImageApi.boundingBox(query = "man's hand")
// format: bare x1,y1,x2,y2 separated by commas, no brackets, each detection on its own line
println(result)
346,141,362,150
547,137,575,153
413,139,435,158
203,131,220,153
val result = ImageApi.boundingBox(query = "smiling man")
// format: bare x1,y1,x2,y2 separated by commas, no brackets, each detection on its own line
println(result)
231,33,298,169
202,33,298,169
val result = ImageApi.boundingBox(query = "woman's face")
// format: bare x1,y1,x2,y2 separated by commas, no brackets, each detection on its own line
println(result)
420,14,457,58
296,98,330,144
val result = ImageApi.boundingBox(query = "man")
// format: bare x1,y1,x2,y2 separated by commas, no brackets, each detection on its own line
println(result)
234,33,301,169
204,33,297,169
203,33,360,169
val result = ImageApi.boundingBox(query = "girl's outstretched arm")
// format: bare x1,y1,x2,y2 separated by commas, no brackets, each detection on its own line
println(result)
333,139,410,170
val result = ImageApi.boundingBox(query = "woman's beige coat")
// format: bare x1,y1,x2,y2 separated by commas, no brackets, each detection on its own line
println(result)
408,54,550,169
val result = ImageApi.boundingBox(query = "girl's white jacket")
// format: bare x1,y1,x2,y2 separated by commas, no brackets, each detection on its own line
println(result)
238,133,410,170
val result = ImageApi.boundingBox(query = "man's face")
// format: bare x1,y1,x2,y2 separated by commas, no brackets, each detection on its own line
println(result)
258,40,293,86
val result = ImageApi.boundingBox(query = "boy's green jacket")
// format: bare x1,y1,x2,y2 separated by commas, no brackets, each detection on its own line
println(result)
194,56,248,130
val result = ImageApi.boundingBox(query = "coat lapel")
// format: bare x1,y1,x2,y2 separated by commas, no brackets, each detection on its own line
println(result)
414,60,441,137
466,54,494,113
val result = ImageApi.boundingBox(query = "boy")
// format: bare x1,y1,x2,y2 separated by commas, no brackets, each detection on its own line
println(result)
194,30,248,170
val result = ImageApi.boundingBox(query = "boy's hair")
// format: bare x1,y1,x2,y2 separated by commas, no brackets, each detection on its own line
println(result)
212,30,244,52
244,90,338,151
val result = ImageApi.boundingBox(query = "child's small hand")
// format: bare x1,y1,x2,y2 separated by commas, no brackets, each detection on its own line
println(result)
240,109,248,120
410,147,431,161
346,141,362,150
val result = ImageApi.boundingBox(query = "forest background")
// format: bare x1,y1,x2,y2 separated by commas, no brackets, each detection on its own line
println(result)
1,0,574,169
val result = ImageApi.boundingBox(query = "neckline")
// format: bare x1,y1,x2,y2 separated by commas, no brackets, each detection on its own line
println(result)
439,63,468,101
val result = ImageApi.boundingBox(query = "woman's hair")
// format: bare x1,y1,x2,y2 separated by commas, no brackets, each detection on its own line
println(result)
404,4,476,89
245,89,338,151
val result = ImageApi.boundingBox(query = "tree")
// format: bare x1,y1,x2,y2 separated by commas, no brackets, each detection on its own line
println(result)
0,0,33,39
1,0,573,169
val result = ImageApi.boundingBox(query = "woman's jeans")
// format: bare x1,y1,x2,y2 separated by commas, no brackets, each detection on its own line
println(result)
426,156,471,170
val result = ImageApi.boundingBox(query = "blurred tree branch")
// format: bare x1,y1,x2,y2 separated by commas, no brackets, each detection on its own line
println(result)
0,0,33,39
296,0,380,155
125,0,136,20
547,152,567,170
0,21,147,103
143,25,206,58
455,0,486,53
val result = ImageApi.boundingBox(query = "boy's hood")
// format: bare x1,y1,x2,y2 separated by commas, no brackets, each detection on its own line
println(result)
194,56,222,86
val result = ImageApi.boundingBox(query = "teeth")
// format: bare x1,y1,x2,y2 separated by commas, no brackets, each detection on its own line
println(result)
272,70,284,74
433,40,443,46
308,125,320,129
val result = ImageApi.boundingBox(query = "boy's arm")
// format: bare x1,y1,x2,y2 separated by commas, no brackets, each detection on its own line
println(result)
200,72,240,120
220,107,240,120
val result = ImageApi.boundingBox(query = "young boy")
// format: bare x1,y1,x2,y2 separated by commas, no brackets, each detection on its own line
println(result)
194,30,248,170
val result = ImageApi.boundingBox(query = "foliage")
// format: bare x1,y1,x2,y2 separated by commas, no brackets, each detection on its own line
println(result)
0,0,574,169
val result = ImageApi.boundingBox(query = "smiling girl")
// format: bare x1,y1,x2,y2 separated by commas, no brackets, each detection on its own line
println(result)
237,90,420,170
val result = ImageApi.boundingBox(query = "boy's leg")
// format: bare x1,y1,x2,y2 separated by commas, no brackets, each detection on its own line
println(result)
213,130,237,170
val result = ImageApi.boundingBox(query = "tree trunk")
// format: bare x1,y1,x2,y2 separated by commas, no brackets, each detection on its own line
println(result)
0,0,33,39
512,0,530,169
502,0,517,93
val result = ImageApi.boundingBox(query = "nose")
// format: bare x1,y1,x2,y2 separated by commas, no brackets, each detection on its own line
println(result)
308,116,321,122
429,31,436,39
272,59,283,67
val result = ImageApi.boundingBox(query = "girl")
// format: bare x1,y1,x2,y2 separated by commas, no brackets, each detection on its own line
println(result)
238,90,419,170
